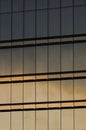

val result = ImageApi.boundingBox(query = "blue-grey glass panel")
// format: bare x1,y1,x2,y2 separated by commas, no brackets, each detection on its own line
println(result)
0,48,11,75
61,0,73,7
49,45,60,72
74,6,86,34
36,46,47,73
74,43,86,70
12,47,23,74
0,0,11,13
36,10,47,38
61,8,73,35
12,13,23,40
74,0,86,6
24,47,35,74
24,12,35,39
0,14,11,41
25,0,35,10
37,0,47,9
75,79,86,100
61,44,73,71
49,9,60,37
49,0,60,8
62,110,73,130
75,109,86,130
13,0,23,11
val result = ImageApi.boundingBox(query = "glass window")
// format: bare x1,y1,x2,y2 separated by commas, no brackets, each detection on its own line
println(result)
62,110,73,130
49,110,60,130
12,83,23,103
49,45,60,72
24,83,35,102
0,48,11,75
37,0,47,9
75,109,86,130
49,81,60,101
12,47,23,74
62,80,73,101
61,8,73,35
74,6,86,34
24,46,35,74
61,0,73,7
36,111,47,130
12,112,22,130
0,84,10,104
24,11,35,39
36,10,47,38
0,113,10,130
0,14,11,41
36,46,47,73
36,82,47,102
24,111,35,130
13,0,23,12
12,13,23,40
0,0,11,13
49,0,60,8
74,79,86,100
61,44,73,71
49,9,60,37
74,43,86,70
74,0,86,6
25,0,35,11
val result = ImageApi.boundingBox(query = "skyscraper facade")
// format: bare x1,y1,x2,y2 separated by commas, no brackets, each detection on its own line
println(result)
0,0,86,130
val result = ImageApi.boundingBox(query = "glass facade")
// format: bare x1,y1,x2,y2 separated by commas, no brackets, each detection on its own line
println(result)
0,0,86,130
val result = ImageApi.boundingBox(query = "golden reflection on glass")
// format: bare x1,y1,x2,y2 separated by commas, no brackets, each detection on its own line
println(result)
36,111,47,130
49,110,60,130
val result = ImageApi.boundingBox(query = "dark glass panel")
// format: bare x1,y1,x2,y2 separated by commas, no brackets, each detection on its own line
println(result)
25,0,35,10
49,0,60,8
37,0,47,9
13,0,23,11
0,0,11,13
74,0,86,6
61,0,73,7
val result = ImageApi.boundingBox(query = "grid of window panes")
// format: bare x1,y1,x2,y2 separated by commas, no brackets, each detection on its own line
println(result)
0,0,86,130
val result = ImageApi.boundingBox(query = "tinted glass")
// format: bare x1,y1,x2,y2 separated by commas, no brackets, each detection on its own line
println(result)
25,0,35,10
74,0,86,6
0,0,11,13
13,0,23,11
37,0,47,9
49,0,60,8
61,0,73,7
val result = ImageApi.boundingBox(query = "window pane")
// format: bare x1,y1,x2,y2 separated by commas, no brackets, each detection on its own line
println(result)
36,46,47,73
24,12,35,39
74,79,86,100
25,0,35,10
61,44,73,71
49,9,60,37
36,111,47,130
61,0,73,7
0,84,10,104
37,10,47,38
49,45,60,72
74,6,86,34
62,110,73,130
0,113,10,130
0,14,11,41
61,8,73,35
49,0,60,8
24,46,35,74
12,13,23,40
62,80,73,100
74,43,86,70
75,109,86,130
12,83,23,103
24,83,35,102
12,112,22,130
36,82,47,102
13,0,23,11
49,110,60,130
12,47,23,74
0,48,11,75
0,0,11,13
24,111,35,130
37,0,47,9
74,0,86,6
49,81,60,101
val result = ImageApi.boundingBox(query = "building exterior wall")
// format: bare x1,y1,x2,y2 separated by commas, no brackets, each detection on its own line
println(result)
0,0,86,130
